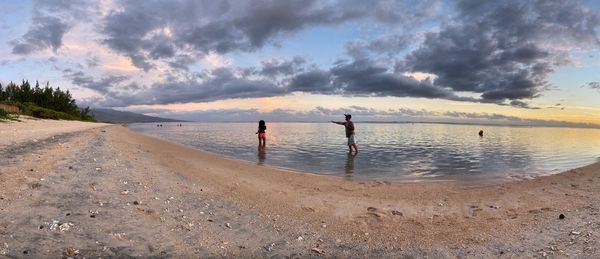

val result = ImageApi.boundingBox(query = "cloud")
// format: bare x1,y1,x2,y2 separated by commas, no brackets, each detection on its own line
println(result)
443,111,523,121
105,0,592,108
137,68,287,104
126,105,600,128
131,105,442,122
73,68,287,107
11,0,599,110
404,0,600,105
85,56,100,68
507,100,541,110
441,110,597,128
202,52,232,70
545,103,565,110
288,69,333,93
345,34,414,59
63,69,131,97
583,82,600,91
11,16,70,54
10,0,99,55
329,58,467,100
75,55,474,106
100,0,442,71
259,56,306,77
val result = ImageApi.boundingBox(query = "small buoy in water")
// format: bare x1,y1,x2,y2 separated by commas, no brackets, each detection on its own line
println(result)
478,130,484,137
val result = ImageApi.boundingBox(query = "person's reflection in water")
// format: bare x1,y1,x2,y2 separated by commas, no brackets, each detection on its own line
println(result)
257,146,266,165
345,153,356,178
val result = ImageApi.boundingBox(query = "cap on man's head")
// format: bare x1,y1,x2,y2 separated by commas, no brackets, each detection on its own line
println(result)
344,114,352,119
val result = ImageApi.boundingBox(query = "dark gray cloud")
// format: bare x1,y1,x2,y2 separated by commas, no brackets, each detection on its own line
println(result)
11,16,69,54
546,103,565,110
345,34,413,59
67,71,147,107
10,0,99,55
167,55,197,71
23,0,597,109
101,0,442,70
507,100,541,110
329,59,466,100
136,68,287,104
63,69,130,95
74,68,286,107
288,69,333,93
404,0,599,106
583,82,600,91
73,55,473,107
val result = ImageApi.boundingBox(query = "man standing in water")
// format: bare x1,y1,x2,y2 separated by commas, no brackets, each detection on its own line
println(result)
332,114,358,154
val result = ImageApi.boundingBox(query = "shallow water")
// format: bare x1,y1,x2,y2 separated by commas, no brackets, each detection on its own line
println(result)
127,122,600,182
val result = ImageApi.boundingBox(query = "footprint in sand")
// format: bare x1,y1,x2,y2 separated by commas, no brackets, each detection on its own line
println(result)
301,206,315,213
369,181,391,187
366,207,386,219
506,209,518,219
528,207,552,214
468,205,482,217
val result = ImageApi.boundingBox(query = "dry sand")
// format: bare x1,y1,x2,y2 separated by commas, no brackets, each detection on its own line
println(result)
0,120,599,258
0,117,109,146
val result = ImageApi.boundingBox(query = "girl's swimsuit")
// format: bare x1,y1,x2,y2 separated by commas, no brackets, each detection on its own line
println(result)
258,133,266,139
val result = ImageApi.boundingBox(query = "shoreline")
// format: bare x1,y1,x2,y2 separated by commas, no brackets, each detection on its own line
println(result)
125,123,600,187
1,121,599,257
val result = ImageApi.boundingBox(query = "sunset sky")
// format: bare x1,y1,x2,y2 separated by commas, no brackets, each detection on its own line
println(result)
1,0,600,126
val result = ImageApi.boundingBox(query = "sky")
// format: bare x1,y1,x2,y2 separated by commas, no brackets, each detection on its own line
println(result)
1,0,600,126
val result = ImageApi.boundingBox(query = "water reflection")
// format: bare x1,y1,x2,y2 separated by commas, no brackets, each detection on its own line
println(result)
257,146,266,165
345,153,356,178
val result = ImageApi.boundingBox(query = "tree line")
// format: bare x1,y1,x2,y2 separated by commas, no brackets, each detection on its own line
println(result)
0,80,94,121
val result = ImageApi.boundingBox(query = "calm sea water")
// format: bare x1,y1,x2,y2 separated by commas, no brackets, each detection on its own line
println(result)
127,122,600,182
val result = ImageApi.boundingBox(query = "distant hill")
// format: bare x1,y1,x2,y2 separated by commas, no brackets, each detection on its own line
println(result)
91,108,184,123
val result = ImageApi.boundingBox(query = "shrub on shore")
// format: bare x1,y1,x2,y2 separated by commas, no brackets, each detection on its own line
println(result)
0,108,8,120
0,108,19,122
19,102,80,120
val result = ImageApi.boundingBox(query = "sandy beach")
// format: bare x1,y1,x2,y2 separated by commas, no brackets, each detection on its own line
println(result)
1,119,599,258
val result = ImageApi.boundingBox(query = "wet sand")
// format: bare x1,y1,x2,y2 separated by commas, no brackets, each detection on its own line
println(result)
0,121,599,257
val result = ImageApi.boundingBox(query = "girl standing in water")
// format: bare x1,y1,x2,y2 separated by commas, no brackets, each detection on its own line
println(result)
256,120,267,149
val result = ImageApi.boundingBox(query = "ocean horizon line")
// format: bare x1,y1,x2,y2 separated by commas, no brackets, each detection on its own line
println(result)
136,120,600,130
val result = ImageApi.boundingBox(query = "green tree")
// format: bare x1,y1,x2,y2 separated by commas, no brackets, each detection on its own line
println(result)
1,80,95,121
0,83,5,101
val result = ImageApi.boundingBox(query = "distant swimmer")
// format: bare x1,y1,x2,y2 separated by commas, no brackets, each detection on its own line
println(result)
479,130,484,137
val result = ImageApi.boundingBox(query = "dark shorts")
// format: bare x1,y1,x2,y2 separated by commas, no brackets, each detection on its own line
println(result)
347,135,355,145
